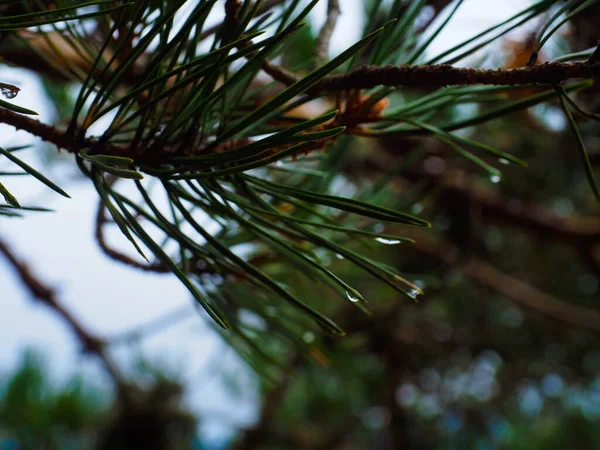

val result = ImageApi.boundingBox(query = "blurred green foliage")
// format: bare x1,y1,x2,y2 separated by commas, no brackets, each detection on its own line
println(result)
0,351,109,449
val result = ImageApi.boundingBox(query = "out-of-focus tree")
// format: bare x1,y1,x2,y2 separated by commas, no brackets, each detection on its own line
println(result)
1,1,600,448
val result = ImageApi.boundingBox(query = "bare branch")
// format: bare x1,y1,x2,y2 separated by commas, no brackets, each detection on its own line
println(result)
198,0,287,42
231,354,301,450
463,257,600,332
314,0,341,67
309,61,600,93
407,233,600,333
108,305,194,346
95,198,169,273
0,236,125,383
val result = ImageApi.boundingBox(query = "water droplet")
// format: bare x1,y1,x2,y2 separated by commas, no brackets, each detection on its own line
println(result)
346,291,361,302
335,253,345,260
490,175,501,184
303,331,315,343
499,158,510,165
0,85,19,100
375,237,402,245
407,288,421,299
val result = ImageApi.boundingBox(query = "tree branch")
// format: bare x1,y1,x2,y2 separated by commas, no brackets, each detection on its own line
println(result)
462,257,600,332
0,106,76,150
407,233,600,333
0,236,125,383
95,198,169,273
2,61,599,165
197,0,287,42
314,0,340,67
107,305,194,346
435,173,600,274
231,354,301,450
308,61,600,93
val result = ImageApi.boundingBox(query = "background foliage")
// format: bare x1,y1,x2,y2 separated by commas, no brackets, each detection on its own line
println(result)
1,0,600,448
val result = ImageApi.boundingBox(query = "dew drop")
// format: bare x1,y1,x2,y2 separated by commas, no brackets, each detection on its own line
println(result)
0,85,19,100
346,291,361,302
490,175,501,184
407,288,421,299
375,237,402,245
303,331,315,343
335,253,345,260
153,124,165,137
499,158,510,165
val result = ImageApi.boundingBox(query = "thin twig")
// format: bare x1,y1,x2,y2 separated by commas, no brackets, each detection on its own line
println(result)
231,353,301,450
0,106,127,155
406,232,600,333
198,0,286,42
260,60,299,86
314,0,340,67
462,257,600,332
95,198,169,273
108,305,195,345
223,0,242,42
437,174,600,275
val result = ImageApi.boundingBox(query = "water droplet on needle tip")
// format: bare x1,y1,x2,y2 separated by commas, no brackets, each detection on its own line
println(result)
1,85,20,100
346,291,362,303
375,237,402,245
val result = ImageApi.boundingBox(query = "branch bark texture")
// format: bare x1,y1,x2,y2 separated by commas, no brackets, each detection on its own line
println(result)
309,61,600,92
1,61,599,162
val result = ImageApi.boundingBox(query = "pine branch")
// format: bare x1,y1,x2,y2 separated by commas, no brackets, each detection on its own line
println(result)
2,0,599,349
2,61,600,163
303,61,600,93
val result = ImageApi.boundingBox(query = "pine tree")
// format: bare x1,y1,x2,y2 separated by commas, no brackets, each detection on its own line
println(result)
1,1,600,448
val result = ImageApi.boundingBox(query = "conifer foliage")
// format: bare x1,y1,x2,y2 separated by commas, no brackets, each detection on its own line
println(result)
1,0,599,376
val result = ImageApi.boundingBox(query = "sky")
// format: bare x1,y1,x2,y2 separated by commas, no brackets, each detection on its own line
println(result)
0,0,533,441
319,0,534,62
